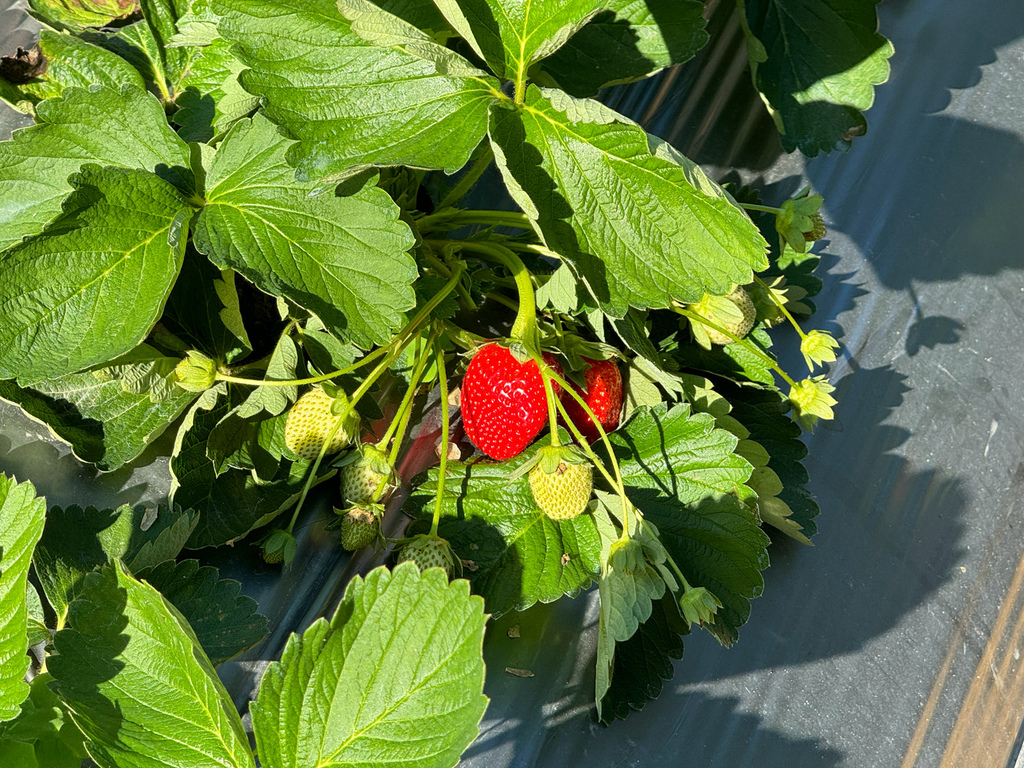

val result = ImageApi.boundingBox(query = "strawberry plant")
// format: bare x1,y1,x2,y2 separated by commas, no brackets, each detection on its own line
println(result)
0,0,892,764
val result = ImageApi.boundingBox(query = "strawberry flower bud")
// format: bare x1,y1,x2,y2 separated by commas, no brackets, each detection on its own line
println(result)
174,350,218,392
679,586,722,629
800,330,839,370
788,376,837,432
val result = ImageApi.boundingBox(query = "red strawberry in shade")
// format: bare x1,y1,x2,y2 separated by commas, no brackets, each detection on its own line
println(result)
461,343,562,460
561,358,623,443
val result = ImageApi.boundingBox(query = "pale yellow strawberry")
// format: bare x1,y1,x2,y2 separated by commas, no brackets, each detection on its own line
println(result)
284,387,358,461
529,460,593,521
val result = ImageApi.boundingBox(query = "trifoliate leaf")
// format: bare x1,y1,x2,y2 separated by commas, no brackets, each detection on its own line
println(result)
534,0,708,97
0,84,192,252
801,330,839,371
430,0,604,82
406,450,602,617
0,365,196,472
32,503,198,622
0,165,193,384
49,562,255,768
739,0,894,156
135,559,268,665
0,476,46,720
789,375,837,431
215,0,500,178
250,564,486,768
0,30,146,111
193,114,418,349
489,87,768,316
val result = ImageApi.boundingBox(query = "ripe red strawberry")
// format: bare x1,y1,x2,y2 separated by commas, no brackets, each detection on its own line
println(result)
560,358,622,444
460,343,562,460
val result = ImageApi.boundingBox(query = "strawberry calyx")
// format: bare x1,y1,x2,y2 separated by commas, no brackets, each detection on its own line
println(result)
260,528,296,566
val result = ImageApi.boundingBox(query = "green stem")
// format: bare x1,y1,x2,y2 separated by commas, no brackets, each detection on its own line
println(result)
381,327,439,460
739,202,784,215
484,291,519,312
436,146,494,210
502,241,561,261
430,342,450,537
422,250,476,310
417,209,531,233
219,265,465,388
675,307,797,387
752,273,807,340
441,240,537,349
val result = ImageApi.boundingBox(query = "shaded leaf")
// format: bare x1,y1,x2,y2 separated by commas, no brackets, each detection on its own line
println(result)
535,0,708,97
135,559,267,665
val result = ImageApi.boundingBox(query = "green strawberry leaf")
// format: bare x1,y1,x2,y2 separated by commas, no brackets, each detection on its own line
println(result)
26,0,139,31
170,390,335,548
25,583,49,648
369,0,452,34
172,37,259,143
251,564,487,768
593,508,669,719
138,0,197,89
598,592,687,723
0,84,192,253
728,387,819,540
193,114,418,349
611,403,769,645
0,364,196,472
48,562,256,768
92,344,182,404
429,0,605,82
215,0,500,178
80,21,166,91
0,30,147,112
488,87,768,316
134,559,268,665
534,0,708,97
0,673,86,767
0,164,194,384
675,325,779,387
406,449,602,618
0,476,47,721
738,0,893,156
163,250,252,365
32,503,199,622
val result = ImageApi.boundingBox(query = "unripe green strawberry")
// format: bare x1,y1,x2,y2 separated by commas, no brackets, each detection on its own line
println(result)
691,286,756,346
339,443,397,504
803,211,826,242
261,529,296,565
284,387,359,461
521,445,593,521
397,534,457,576
339,504,381,551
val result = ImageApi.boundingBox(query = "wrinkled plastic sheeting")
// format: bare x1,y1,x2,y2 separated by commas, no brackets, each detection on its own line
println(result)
2,0,1024,766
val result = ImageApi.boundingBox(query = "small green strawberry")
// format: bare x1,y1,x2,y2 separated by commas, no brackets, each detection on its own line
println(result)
515,445,593,521
260,528,296,565
339,503,382,551
688,285,756,347
284,386,360,461
397,534,459,576
337,443,397,504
